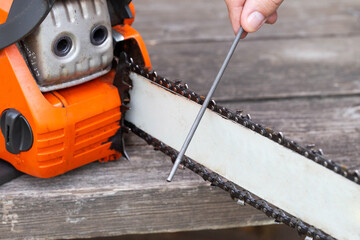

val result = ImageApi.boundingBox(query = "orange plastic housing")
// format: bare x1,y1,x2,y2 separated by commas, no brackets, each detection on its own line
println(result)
0,2,151,178
0,1,10,23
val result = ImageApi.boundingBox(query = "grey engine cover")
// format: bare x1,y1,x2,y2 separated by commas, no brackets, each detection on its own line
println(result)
21,0,114,92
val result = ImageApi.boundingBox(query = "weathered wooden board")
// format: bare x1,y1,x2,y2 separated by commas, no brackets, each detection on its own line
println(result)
145,36,360,100
133,0,360,43
0,149,271,239
134,0,360,100
0,96,359,239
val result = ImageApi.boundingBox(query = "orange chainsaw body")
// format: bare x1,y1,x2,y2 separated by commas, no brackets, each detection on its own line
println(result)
0,1,151,178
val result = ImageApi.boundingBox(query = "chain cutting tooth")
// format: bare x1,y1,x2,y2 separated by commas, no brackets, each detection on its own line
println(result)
178,164,185,170
277,132,284,143
237,199,245,205
354,170,360,182
195,96,201,103
160,77,165,85
235,110,243,115
151,71,158,81
272,210,279,219
307,227,315,237
318,148,324,156
243,120,248,127
289,217,297,228
306,144,315,149
209,100,216,110
219,107,227,115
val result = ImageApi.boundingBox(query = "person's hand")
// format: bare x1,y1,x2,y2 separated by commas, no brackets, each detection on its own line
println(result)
224,0,284,38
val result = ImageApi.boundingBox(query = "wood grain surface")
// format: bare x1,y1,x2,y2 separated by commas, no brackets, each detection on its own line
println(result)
0,0,359,239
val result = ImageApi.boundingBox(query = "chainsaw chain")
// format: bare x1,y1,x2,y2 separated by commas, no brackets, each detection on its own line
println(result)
123,60,360,240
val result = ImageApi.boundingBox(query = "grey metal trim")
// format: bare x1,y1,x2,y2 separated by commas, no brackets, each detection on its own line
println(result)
38,65,112,92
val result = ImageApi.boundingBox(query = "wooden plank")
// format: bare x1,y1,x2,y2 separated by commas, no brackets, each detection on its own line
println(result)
0,149,271,239
0,96,358,239
145,35,360,100
134,0,360,100
133,0,360,43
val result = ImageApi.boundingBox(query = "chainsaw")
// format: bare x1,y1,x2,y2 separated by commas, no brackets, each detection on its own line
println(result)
0,1,359,240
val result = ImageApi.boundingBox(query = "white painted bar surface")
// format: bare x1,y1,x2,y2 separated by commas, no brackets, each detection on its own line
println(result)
126,73,360,240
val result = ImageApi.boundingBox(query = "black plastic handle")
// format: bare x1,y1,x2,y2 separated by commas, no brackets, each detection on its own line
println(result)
0,0,56,50
107,0,133,26
0,109,33,154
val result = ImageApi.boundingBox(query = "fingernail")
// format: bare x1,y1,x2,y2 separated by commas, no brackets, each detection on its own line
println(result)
247,11,266,31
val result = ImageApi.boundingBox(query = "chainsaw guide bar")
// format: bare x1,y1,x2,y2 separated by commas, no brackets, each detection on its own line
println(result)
119,60,360,240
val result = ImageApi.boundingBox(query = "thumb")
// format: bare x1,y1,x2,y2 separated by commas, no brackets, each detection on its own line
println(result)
241,0,283,33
